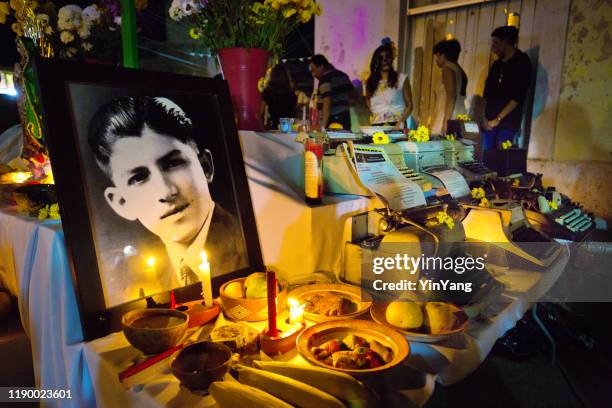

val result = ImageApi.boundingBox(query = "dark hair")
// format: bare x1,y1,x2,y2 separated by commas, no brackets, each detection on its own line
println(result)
309,54,331,68
365,43,398,98
433,39,462,61
265,63,295,94
491,26,519,46
88,96,196,178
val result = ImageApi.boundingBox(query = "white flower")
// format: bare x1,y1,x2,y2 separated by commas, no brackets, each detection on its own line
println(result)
58,5,82,31
36,13,50,25
169,0,202,21
78,21,91,39
60,30,75,44
82,42,93,51
82,5,101,23
113,16,121,26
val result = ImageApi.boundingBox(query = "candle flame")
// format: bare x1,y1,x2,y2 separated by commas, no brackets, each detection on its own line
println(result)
146,256,156,268
199,251,209,270
288,297,305,324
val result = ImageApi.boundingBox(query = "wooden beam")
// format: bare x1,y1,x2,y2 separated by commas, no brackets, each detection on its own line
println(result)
407,0,496,16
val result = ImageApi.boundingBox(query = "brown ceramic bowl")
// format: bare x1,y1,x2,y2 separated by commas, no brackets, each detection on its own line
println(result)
219,277,287,322
170,341,232,391
122,308,189,355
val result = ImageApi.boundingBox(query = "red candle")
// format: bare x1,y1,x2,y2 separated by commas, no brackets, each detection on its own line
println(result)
170,290,176,309
266,270,278,337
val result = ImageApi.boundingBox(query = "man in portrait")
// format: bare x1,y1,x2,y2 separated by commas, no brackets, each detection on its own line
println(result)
87,95,247,299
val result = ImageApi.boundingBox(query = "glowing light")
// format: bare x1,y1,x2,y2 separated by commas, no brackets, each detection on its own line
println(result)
146,257,156,268
288,297,305,325
199,251,213,307
123,245,137,256
445,33,454,40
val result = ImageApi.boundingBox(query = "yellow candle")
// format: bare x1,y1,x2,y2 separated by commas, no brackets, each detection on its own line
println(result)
288,298,305,325
199,251,213,307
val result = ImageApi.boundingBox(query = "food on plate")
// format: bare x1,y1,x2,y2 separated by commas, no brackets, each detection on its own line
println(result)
209,381,292,408
424,302,456,334
234,365,345,408
385,301,423,330
224,280,245,298
310,334,393,370
304,293,352,316
210,323,259,352
252,361,378,408
245,272,268,298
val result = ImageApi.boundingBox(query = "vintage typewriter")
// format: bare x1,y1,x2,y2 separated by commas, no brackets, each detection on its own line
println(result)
525,193,594,242
445,120,497,183
462,199,564,269
376,143,431,189
342,204,504,305
396,140,472,200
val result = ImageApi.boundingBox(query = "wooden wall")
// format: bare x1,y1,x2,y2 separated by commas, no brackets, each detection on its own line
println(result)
405,0,571,159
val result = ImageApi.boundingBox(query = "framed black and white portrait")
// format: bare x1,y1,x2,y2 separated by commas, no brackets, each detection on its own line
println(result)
34,58,263,339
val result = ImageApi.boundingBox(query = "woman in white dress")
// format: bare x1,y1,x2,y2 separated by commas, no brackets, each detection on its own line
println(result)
364,39,413,130
430,39,468,135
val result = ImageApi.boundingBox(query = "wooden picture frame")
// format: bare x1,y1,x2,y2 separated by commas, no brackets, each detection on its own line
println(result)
34,58,264,340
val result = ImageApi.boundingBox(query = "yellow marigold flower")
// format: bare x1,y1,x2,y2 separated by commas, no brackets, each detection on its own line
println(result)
12,21,23,36
548,200,558,210
501,140,512,149
471,187,485,199
283,7,296,18
300,9,312,23
189,27,201,39
38,206,48,220
0,2,10,24
48,203,60,219
479,197,490,207
372,131,390,144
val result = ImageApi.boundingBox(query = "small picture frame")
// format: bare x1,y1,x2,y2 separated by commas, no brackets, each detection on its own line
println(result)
34,58,263,340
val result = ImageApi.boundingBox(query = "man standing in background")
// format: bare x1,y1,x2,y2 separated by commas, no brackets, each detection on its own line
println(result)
309,54,354,130
482,26,532,150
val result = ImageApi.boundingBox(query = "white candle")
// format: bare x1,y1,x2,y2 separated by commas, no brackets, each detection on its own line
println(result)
198,251,213,307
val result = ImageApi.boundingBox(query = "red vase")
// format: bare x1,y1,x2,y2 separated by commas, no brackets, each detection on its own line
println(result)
218,47,269,131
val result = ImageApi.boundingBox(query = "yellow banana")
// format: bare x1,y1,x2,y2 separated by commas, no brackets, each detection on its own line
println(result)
252,361,377,408
235,364,345,408
209,381,292,408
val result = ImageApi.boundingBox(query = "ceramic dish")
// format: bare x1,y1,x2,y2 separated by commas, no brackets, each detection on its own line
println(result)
288,283,373,322
296,319,409,376
370,302,468,343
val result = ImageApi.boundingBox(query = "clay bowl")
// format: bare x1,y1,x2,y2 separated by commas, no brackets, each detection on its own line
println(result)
170,341,232,392
122,308,189,355
219,277,287,322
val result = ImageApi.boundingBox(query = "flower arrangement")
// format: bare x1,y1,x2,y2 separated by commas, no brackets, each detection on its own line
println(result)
425,211,455,230
1,0,148,62
169,0,322,57
471,187,485,200
38,202,60,220
408,125,430,143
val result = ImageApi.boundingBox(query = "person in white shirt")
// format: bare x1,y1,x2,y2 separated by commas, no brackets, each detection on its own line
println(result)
364,39,414,130
88,96,246,292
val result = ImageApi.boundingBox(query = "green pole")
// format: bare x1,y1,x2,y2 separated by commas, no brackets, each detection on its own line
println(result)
121,0,139,68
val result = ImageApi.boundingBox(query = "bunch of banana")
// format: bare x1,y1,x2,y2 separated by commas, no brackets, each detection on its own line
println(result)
234,364,345,408
209,381,292,408
252,361,378,408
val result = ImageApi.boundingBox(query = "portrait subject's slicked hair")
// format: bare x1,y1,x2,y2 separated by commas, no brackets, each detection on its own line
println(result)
88,96,197,178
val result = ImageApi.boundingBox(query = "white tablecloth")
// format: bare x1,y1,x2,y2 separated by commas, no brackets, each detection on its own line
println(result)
0,131,570,407
0,131,372,407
